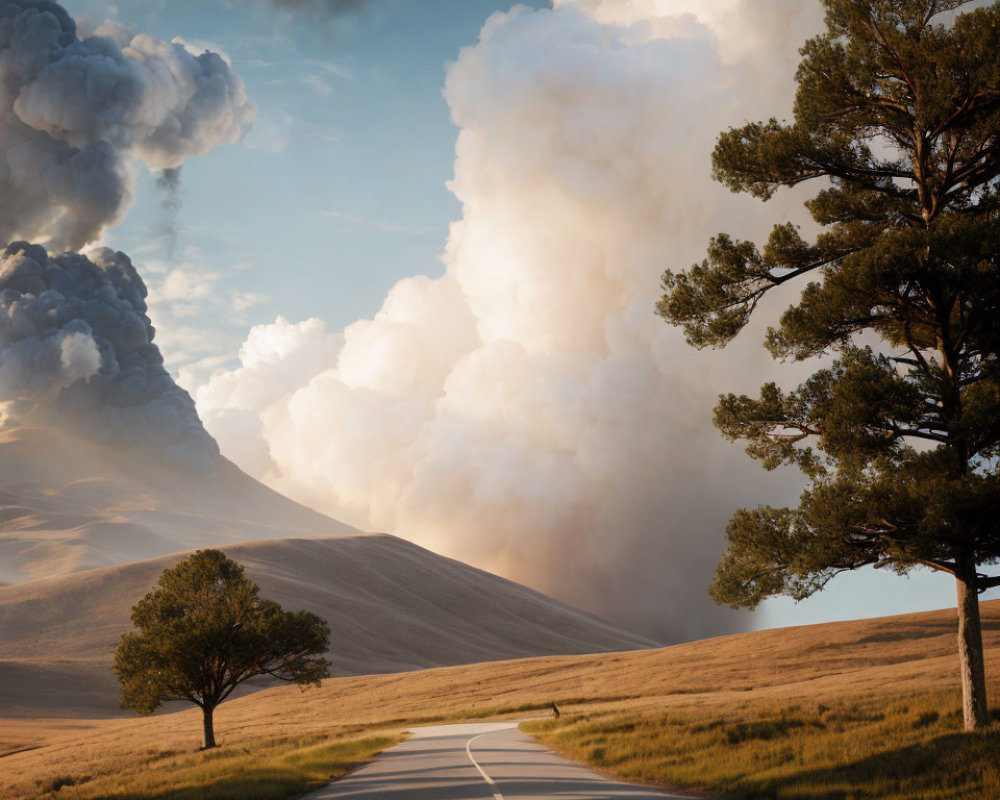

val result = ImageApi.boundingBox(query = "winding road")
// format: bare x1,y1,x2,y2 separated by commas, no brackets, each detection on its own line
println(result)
302,721,701,799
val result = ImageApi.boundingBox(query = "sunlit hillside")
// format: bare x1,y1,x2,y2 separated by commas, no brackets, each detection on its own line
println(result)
0,427,357,584
3,598,998,799
0,533,654,718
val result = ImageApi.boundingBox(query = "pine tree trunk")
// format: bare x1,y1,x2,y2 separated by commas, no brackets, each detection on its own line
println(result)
202,705,217,749
955,558,989,730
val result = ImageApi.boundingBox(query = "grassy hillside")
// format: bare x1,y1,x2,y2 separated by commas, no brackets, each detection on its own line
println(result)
0,535,654,717
3,599,999,799
526,687,1000,799
26,732,402,800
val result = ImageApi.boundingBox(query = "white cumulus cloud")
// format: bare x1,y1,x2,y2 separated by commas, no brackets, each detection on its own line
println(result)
197,0,825,641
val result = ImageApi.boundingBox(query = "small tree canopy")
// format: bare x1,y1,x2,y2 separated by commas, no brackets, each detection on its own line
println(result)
113,549,330,747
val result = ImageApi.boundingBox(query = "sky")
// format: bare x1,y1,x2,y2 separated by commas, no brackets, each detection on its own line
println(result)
41,0,999,640
62,0,545,386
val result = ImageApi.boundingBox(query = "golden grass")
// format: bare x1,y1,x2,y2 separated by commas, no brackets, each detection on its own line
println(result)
28,730,400,800
4,599,1000,800
525,688,1000,800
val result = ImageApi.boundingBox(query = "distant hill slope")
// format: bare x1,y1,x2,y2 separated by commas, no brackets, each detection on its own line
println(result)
0,535,657,717
0,426,358,584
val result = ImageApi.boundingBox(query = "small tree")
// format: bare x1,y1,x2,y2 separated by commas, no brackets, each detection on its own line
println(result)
114,549,330,749
659,0,1000,730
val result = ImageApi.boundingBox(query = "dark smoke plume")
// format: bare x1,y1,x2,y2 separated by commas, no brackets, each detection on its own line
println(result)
0,1,255,251
0,242,219,471
156,168,183,261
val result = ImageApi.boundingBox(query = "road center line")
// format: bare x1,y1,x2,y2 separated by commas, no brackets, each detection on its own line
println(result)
466,730,505,800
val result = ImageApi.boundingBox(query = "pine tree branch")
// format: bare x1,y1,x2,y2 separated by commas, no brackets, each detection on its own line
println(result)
916,558,958,576
977,574,1000,591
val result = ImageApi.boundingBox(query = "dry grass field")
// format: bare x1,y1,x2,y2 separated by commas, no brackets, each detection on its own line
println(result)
3,599,1000,799
19,731,403,800
526,686,1000,799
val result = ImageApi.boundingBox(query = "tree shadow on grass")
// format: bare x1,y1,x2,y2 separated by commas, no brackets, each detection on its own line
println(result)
742,728,1000,800
67,737,399,800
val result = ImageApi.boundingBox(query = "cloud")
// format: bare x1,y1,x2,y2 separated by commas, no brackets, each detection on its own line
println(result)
0,1,255,251
154,267,220,303
197,0,826,641
0,330,101,407
243,111,294,153
198,316,344,412
136,254,269,391
172,36,235,66
233,291,268,312
0,242,219,471
301,73,335,96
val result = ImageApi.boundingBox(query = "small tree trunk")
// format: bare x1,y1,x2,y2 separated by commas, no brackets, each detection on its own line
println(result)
202,705,217,749
955,557,989,730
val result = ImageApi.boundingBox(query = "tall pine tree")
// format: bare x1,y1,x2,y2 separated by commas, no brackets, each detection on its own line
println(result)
659,0,1000,730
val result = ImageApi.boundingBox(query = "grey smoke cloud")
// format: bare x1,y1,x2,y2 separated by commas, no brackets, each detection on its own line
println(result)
0,1,255,251
0,242,219,471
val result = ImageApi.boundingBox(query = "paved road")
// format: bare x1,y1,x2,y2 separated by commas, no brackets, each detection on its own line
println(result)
302,721,700,799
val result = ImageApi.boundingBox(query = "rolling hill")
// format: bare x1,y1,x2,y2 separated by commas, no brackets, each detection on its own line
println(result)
0,534,657,717
2,596,997,800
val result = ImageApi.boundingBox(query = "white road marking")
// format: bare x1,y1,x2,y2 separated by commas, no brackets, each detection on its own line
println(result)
466,730,505,800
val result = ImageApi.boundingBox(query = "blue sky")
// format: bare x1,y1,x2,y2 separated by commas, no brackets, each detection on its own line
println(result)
68,0,542,378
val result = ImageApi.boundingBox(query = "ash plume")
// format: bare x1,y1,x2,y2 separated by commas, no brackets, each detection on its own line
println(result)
197,1,827,641
0,1,255,251
156,168,183,261
0,242,219,471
